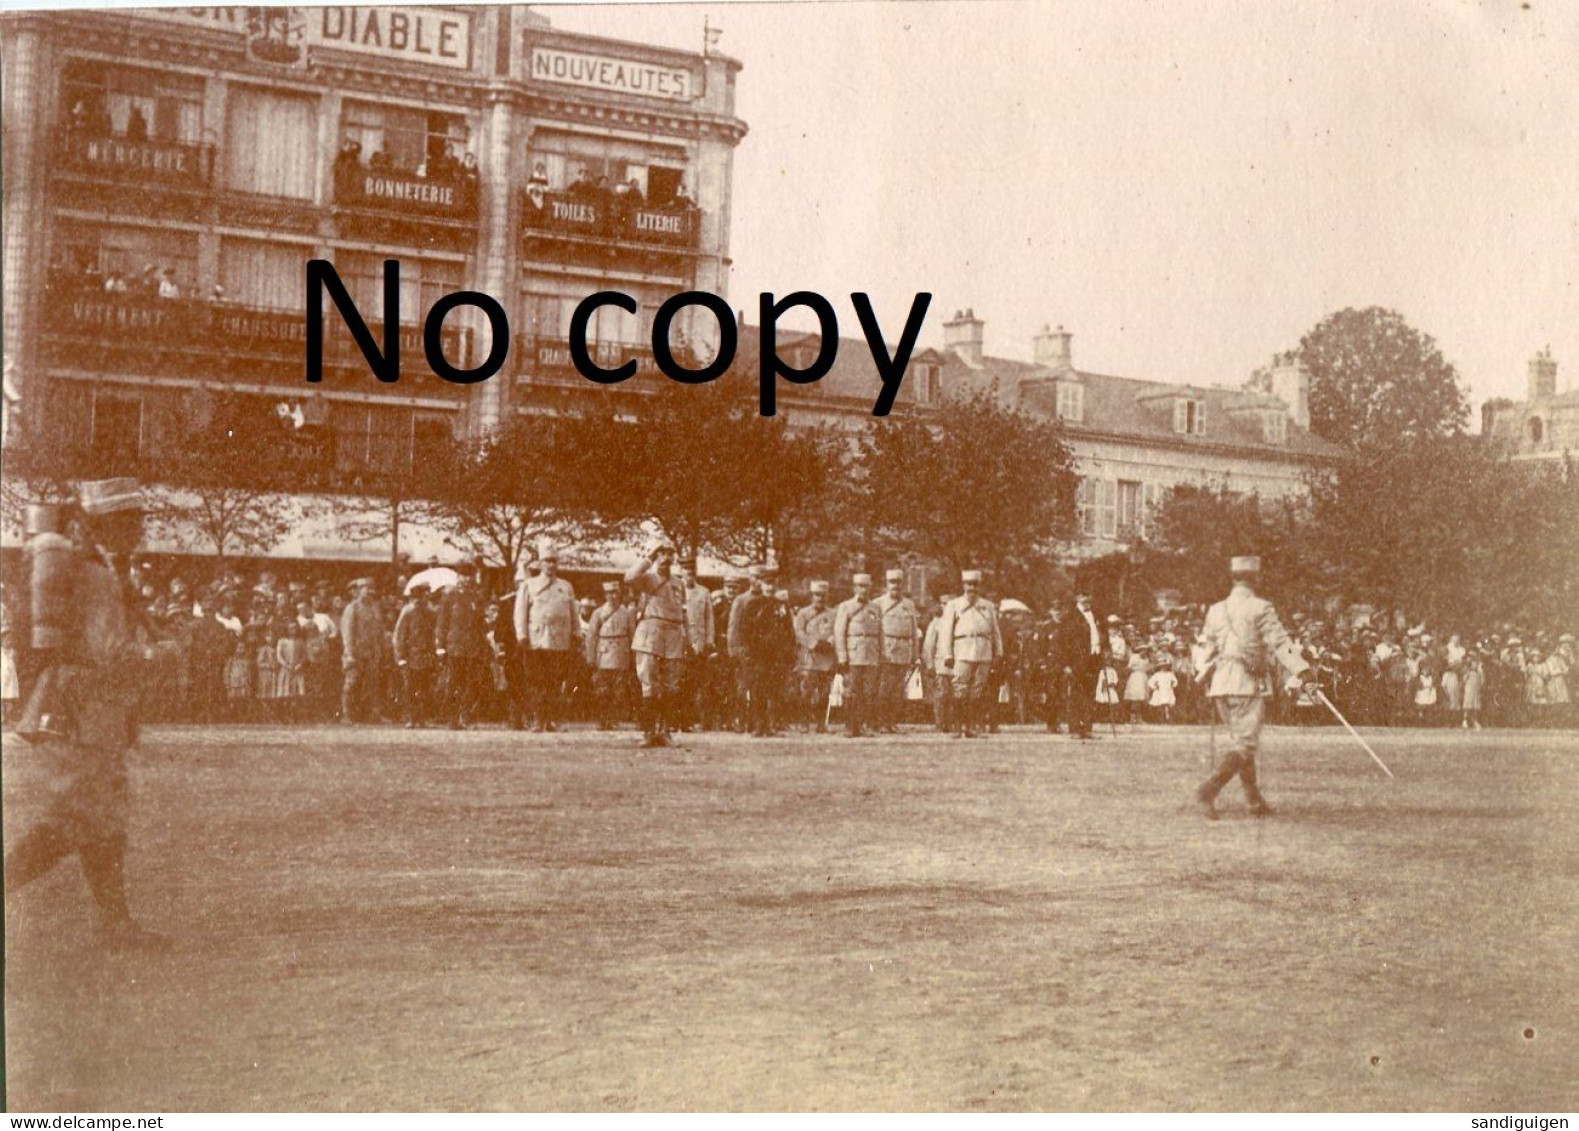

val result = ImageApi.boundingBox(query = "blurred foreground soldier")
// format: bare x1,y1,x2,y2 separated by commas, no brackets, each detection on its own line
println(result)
436,563,488,730
940,570,1003,738
516,546,580,732
875,569,922,732
340,578,385,724
729,564,786,737
922,598,952,732
834,573,883,738
1056,592,1103,740
585,582,636,729
1195,556,1320,820
793,581,837,732
393,584,436,728
7,480,177,950
625,542,688,747
676,560,714,730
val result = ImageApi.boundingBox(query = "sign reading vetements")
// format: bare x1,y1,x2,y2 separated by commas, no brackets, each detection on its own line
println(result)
530,46,692,101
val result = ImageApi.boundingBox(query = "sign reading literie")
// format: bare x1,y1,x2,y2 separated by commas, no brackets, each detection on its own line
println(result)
531,46,692,101
131,7,472,70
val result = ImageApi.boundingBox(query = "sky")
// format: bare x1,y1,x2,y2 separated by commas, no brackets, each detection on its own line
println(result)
547,0,1578,414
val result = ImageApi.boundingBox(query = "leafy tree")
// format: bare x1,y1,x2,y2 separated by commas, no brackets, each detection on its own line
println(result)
1142,484,1324,608
856,389,1079,586
1296,307,1469,449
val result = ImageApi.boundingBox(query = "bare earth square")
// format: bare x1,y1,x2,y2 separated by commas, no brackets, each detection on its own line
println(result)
4,724,1576,1111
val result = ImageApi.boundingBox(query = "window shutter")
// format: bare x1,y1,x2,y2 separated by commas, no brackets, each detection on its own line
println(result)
1173,399,1187,433
1195,401,1206,435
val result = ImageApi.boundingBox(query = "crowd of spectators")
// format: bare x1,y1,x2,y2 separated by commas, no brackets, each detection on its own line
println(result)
332,136,481,212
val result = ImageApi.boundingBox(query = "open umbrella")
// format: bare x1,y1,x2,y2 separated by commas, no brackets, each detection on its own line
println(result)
405,566,460,595
998,597,1032,615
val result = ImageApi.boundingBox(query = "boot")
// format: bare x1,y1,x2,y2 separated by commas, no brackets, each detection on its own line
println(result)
81,836,171,952
1196,751,1243,819
638,698,663,748
1241,758,1275,817
4,824,73,893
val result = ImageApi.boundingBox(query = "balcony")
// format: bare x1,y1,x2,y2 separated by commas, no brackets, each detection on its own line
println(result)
37,290,472,401
515,333,666,388
520,190,700,271
53,129,216,218
332,161,478,250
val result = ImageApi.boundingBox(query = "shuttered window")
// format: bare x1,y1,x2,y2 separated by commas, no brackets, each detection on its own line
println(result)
221,239,308,310
226,87,318,199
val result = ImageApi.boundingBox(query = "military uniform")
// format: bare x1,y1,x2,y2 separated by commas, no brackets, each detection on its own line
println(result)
1196,559,1313,818
874,575,922,732
676,575,715,730
940,580,1003,737
515,562,580,731
436,578,488,729
834,578,884,737
707,580,746,730
585,590,637,729
793,588,837,732
392,593,436,726
626,554,688,745
340,582,385,724
734,583,797,736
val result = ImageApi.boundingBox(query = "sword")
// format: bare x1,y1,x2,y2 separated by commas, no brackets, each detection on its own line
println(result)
1316,689,1395,778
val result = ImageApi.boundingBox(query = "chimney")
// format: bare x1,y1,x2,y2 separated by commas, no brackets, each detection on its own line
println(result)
1528,346,1557,402
942,308,984,368
1269,352,1310,430
1033,323,1073,371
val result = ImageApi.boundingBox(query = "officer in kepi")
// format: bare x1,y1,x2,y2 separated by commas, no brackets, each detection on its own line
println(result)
7,479,177,950
940,569,1003,738
1195,555,1322,820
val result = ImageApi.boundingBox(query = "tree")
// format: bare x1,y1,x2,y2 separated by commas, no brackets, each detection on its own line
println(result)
857,389,1079,588
1141,483,1325,607
1296,307,1469,450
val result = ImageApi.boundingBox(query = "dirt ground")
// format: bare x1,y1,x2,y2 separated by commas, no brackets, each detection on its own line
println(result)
4,721,1576,1112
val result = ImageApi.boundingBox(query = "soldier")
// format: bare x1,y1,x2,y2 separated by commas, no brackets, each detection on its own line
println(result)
1195,556,1321,820
874,568,922,732
624,541,688,747
833,573,883,738
435,563,489,730
392,583,437,728
340,577,385,724
585,581,636,729
675,559,715,731
706,571,748,732
733,570,796,737
793,581,838,732
940,570,1003,738
515,546,580,732
921,597,951,732
7,480,176,949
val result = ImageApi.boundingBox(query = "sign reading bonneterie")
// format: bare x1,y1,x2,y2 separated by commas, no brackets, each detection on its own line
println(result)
530,46,693,101
131,6,472,70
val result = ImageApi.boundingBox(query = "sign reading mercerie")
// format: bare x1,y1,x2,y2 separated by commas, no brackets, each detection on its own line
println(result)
531,46,692,101
133,7,472,70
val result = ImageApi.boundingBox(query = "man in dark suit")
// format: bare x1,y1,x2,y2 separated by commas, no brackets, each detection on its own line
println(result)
435,564,488,729
1055,590,1105,740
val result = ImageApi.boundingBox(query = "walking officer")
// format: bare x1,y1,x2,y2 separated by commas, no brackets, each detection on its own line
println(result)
7,480,176,949
875,568,922,732
793,581,838,732
833,573,883,737
624,540,689,747
1195,556,1321,819
584,581,636,730
940,569,1003,738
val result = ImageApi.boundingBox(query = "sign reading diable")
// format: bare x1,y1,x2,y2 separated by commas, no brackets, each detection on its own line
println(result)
530,46,693,101
132,6,472,70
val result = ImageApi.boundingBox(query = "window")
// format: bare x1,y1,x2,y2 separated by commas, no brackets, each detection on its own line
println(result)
334,404,417,477
1056,380,1084,423
911,363,939,405
225,87,318,198
1141,482,1162,538
1173,397,1206,435
62,60,205,143
334,253,462,325
340,101,470,176
1263,412,1287,445
1078,478,1117,538
56,221,198,295
221,239,308,310
1117,480,1141,538
529,132,689,204
90,390,143,467
1529,417,1544,444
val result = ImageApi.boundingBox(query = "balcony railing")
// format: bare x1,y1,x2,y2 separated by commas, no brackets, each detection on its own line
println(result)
38,291,471,397
56,129,215,188
521,190,700,251
332,162,478,223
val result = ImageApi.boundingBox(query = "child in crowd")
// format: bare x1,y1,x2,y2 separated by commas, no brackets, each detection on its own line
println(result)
276,620,306,722
1461,651,1484,731
224,634,254,722
1147,660,1178,723
1122,647,1150,724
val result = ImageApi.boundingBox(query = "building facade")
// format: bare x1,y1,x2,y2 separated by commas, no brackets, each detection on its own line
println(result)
1,4,746,508
1481,348,1577,466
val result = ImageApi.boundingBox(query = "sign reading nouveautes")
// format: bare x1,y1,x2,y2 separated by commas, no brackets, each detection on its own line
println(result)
530,46,692,101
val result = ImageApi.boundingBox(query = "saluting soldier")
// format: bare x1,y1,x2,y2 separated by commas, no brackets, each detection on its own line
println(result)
584,581,636,730
675,559,715,731
834,572,884,738
7,480,176,949
624,541,689,747
1195,556,1321,820
515,545,580,732
875,568,922,733
940,569,1003,738
793,581,838,733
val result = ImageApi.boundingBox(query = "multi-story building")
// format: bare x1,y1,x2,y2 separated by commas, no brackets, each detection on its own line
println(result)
1481,348,1576,467
1,4,746,563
